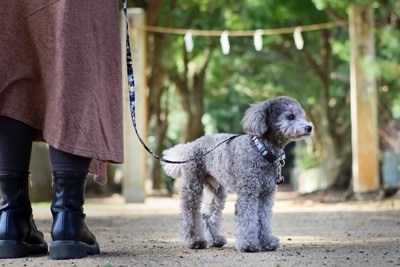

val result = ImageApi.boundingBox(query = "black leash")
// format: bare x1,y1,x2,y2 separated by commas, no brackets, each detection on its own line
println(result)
122,0,241,164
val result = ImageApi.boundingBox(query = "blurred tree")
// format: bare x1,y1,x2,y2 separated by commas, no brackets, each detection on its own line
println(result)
132,0,225,189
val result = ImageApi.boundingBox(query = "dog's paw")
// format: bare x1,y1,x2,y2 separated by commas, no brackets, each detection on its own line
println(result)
209,235,227,248
188,238,208,249
260,235,280,251
236,241,261,253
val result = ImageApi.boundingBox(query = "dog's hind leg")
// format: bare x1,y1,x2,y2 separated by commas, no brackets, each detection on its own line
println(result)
202,179,227,248
179,169,208,249
258,190,280,251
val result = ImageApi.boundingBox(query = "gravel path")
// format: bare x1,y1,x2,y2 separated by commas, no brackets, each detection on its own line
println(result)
2,191,400,267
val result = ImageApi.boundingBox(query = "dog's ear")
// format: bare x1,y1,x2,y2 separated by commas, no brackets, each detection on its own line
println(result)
241,101,269,136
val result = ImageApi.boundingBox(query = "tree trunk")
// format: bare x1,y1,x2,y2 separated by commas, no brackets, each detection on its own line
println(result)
173,78,205,142
151,99,169,190
172,47,212,143
140,0,176,190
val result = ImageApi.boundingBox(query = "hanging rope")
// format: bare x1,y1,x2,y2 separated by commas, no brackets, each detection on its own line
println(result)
137,20,348,36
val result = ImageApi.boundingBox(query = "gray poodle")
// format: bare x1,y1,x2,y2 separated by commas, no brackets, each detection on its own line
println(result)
162,96,313,252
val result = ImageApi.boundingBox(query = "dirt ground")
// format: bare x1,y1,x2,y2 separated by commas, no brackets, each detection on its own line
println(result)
2,190,400,267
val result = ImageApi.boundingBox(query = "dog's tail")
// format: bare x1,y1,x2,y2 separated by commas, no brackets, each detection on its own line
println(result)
162,144,188,178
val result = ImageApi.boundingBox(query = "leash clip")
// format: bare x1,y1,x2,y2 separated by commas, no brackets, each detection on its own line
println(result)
276,154,285,185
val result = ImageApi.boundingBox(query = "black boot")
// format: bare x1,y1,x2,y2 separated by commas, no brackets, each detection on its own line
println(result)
49,172,99,259
0,171,48,258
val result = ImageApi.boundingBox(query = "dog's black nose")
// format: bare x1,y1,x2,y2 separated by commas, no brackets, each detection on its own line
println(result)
305,125,313,133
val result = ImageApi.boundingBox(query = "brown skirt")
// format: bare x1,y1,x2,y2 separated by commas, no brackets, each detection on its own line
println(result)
0,1,124,184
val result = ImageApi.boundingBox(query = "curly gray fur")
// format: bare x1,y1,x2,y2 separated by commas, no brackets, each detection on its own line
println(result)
162,96,313,252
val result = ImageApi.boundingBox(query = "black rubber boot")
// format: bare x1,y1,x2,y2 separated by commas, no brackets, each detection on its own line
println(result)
49,172,100,259
0,171,48,258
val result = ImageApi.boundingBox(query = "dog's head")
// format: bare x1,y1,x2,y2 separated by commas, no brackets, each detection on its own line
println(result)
241,96,313,144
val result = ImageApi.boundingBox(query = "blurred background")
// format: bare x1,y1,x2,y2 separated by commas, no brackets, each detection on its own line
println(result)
30,0,400,202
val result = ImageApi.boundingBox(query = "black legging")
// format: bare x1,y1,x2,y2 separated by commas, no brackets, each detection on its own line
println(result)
0,116,90,173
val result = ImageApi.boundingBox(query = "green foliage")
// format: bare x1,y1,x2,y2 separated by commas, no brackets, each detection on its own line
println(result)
393,98,400,118
376,26,400,86
295,141,320,170
312,0,374,12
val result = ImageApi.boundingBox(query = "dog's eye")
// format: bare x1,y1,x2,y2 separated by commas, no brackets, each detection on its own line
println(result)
287,114,295,120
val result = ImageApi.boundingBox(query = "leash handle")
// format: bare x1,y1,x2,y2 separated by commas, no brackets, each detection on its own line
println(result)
122,0,241,164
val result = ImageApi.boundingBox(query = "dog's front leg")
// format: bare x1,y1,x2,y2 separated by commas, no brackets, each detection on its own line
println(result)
234,191,261,252
258,190,280,251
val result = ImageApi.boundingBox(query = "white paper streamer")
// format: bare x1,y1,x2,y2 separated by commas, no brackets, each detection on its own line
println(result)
253,29,264,51
184,31,194,53
220,31,230,55
293,27,304,50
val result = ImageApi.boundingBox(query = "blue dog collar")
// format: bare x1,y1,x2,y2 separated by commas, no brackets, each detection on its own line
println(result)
252,136,285,164
252,136,286,185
